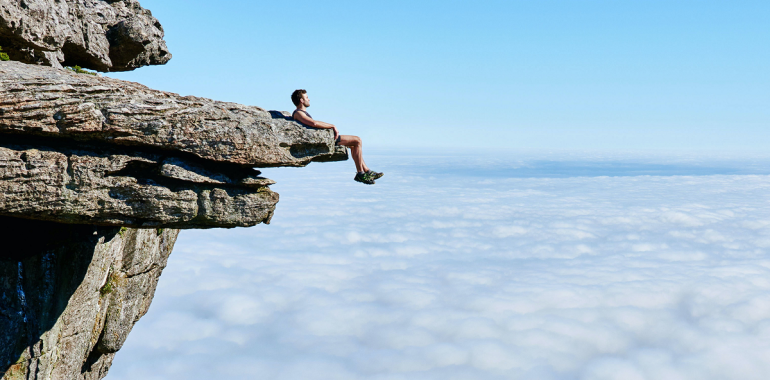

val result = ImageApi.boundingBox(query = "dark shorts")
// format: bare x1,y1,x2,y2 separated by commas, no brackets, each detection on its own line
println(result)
335,135,341,145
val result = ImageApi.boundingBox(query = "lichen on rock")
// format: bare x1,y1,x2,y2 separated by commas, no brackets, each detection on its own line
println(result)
0,218,179,380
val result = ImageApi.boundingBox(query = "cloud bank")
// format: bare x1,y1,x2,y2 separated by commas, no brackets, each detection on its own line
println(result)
106,153,770,380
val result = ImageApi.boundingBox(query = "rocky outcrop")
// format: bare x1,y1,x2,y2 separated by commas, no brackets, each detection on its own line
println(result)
0,218,179,380
0,61,348,227
0,144,278,228
0,0,170,71
0,62,347,168
0,60,347,379
1,1,349,379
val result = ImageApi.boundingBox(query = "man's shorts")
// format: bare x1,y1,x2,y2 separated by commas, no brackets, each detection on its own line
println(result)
335,135,341,145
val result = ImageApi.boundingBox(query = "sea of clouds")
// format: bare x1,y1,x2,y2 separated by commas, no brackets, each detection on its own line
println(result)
105,150,770,380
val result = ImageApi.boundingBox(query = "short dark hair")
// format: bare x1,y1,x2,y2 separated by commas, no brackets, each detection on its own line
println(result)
291,89,306,106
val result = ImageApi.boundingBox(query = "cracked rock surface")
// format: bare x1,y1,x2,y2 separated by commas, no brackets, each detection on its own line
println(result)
0,61,348,168
0,144,278,228
0,0,171,71
0,59,347,379
0,2,349,378
0,219,179,380
0,61,347,227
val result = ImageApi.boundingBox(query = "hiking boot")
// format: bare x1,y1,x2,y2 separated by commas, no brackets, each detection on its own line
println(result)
354,172,375,185
366,170,384,180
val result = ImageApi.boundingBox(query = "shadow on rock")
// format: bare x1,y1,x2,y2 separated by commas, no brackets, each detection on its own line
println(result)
0,217,114,378
269,110,292,120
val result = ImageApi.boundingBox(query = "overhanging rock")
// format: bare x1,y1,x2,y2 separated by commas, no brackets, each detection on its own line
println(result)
0,62,348,168
0,61,348,228
0,2,350,379
0,144,278,228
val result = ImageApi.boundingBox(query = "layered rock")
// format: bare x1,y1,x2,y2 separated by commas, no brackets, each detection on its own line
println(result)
0,60,348,378
0,61,347,227
0,61,347,168
0,144,278,228
0,218,179,380
0,0,170,71
1,1,350,378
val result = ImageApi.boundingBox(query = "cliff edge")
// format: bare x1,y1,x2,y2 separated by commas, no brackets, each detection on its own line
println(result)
0,1,347,379
0,61,347,228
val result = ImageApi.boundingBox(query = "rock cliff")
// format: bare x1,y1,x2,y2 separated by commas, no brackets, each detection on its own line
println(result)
0,61,346,228
0,2,347,379
0,0,170,71
1,220,179,380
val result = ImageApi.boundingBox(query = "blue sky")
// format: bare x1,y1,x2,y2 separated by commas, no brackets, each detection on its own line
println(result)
107,0,769,151
100,3,770,379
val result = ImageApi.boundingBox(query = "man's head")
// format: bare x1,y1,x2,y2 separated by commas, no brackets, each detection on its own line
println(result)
291,89,309,107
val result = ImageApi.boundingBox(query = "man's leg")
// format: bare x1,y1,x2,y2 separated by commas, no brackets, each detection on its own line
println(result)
337,135,369,173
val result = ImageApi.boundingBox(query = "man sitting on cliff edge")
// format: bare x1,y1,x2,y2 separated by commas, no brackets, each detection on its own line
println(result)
291,89,383,185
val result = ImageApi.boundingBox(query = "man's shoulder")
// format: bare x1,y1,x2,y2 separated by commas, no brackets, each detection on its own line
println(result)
293,109,311,119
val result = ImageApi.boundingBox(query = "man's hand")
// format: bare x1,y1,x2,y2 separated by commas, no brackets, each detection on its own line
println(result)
293,109,339,140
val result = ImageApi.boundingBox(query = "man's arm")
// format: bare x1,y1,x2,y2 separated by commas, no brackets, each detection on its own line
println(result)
293,111,339,139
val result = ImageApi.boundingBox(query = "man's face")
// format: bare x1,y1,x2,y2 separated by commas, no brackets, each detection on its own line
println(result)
301,93,310,107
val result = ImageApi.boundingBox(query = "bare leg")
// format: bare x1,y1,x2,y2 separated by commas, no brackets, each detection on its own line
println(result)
337,135,369,172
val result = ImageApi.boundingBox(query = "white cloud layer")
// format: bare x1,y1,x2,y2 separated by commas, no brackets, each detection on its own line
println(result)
106,152,770,380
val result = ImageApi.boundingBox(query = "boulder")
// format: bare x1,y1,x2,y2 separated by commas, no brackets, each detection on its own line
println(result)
0,0,170,71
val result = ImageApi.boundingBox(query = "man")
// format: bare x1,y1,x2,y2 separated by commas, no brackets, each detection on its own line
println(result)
291,89,383,185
